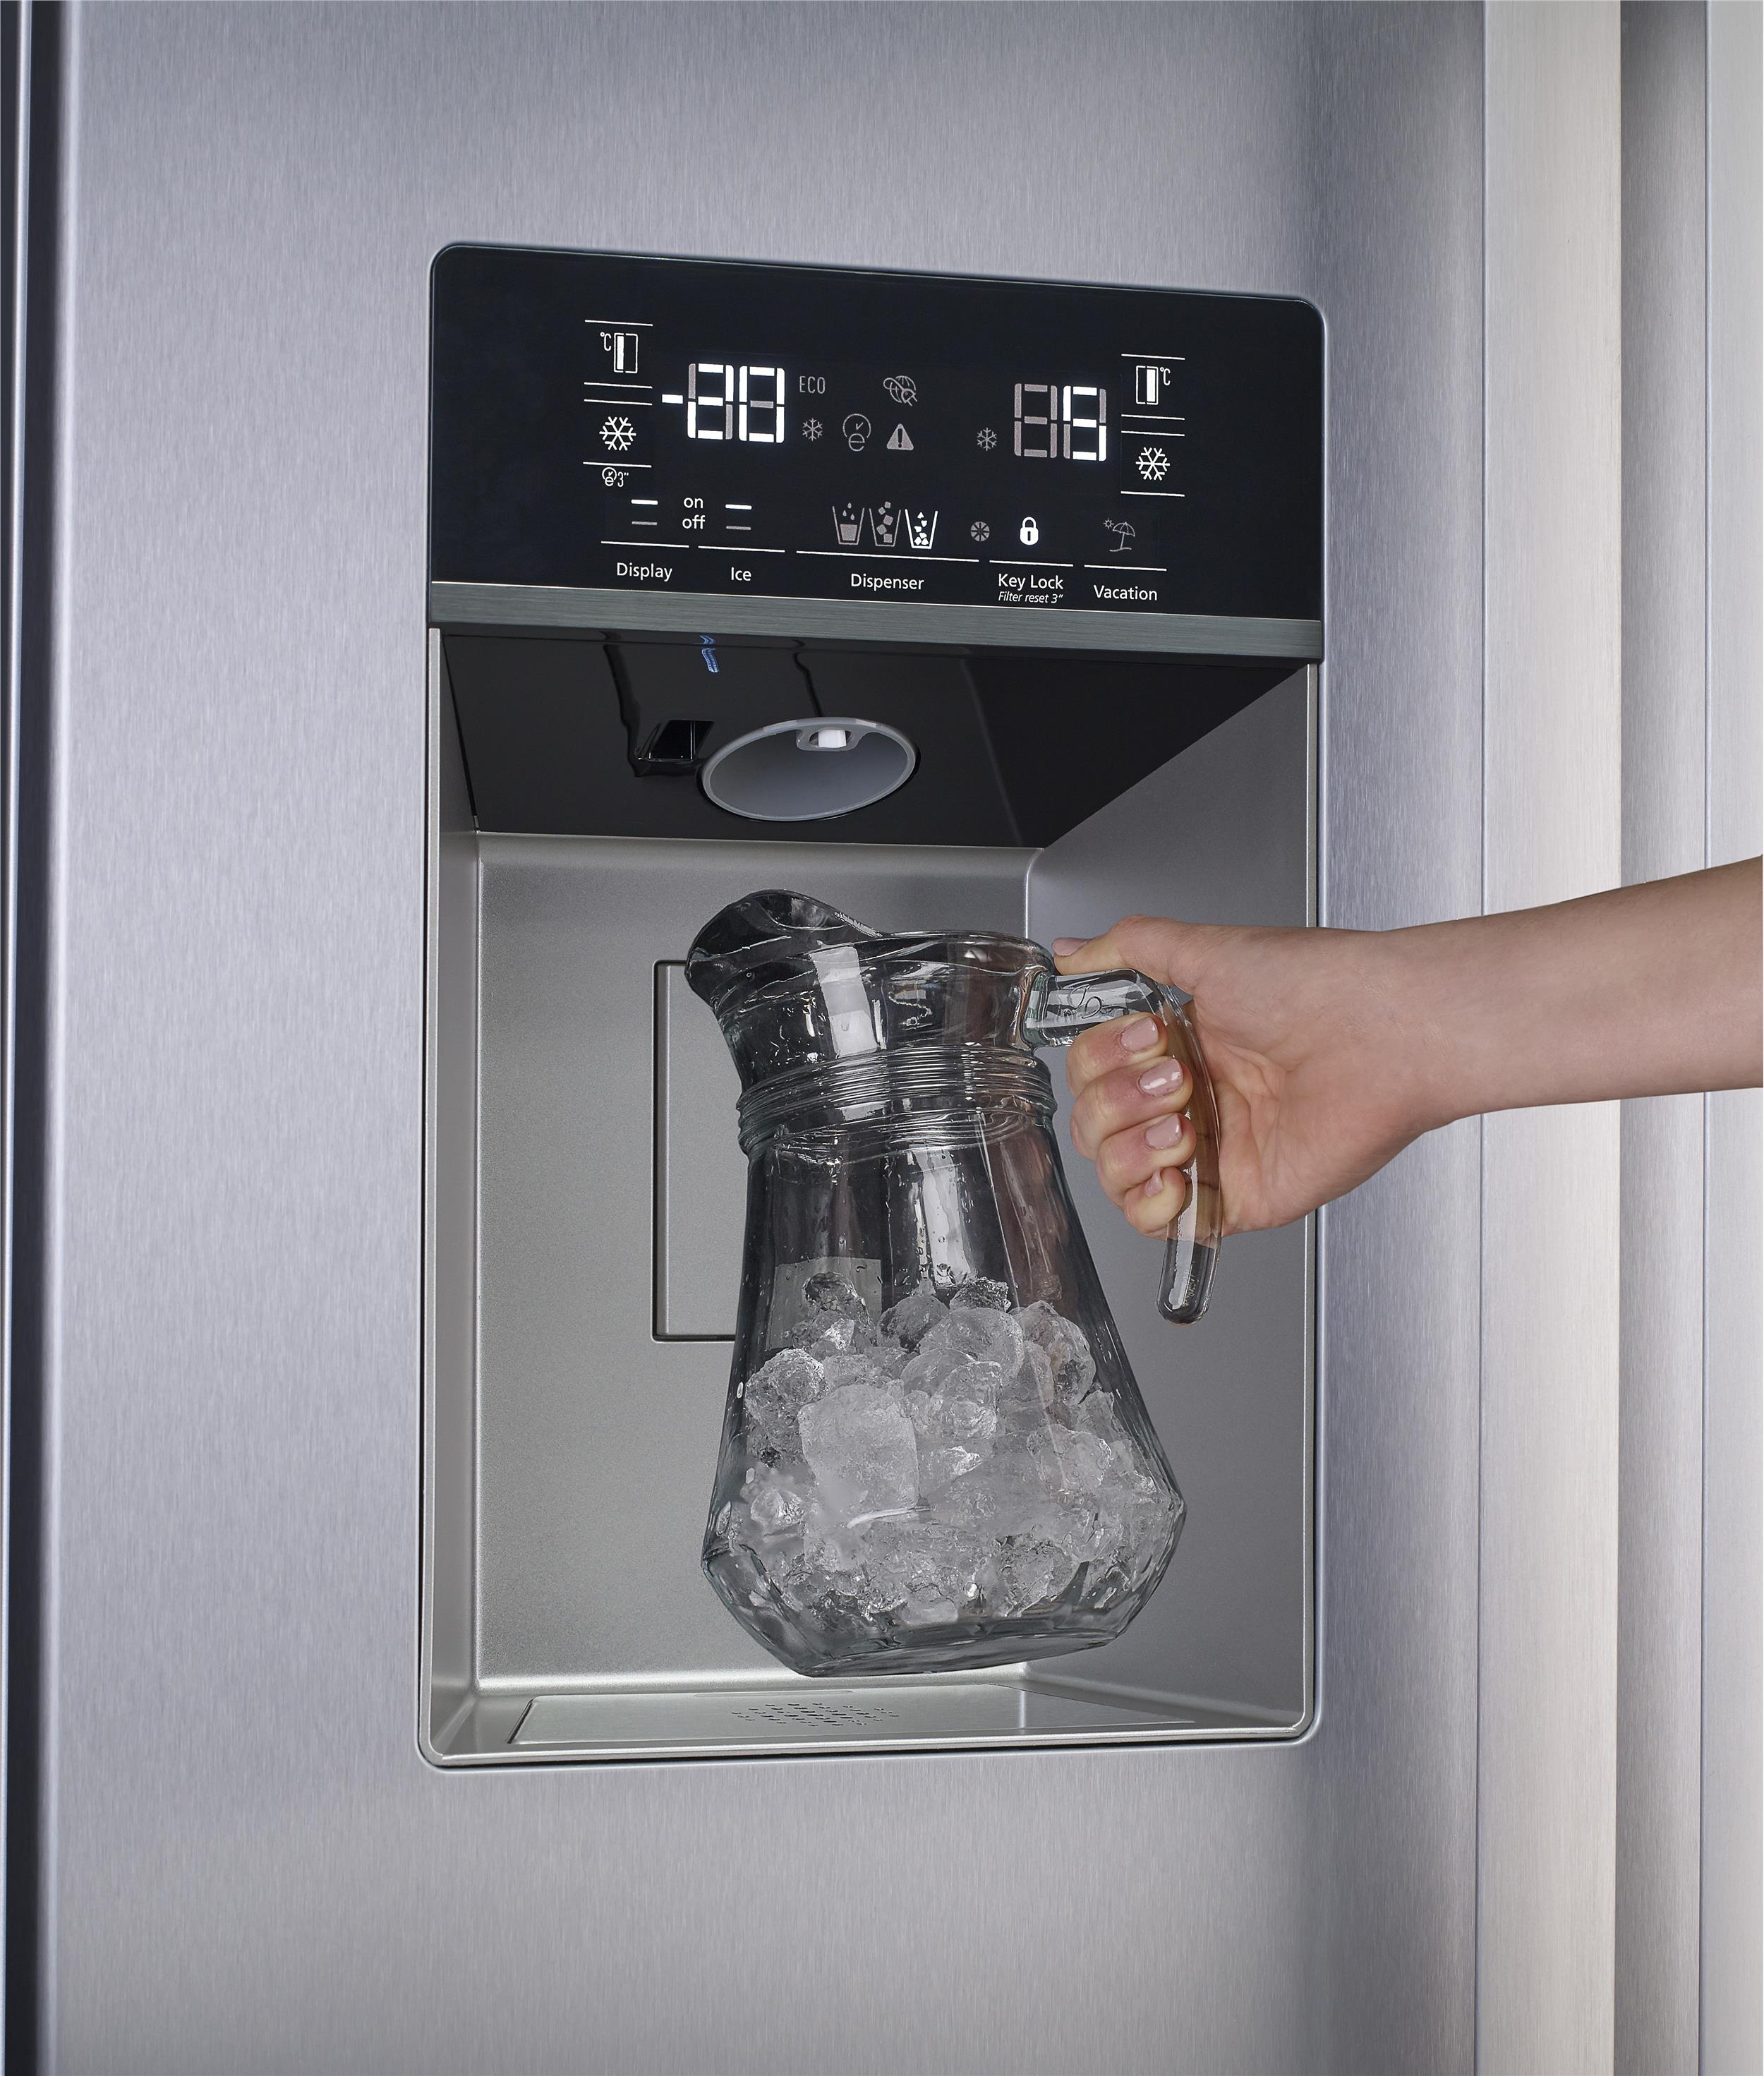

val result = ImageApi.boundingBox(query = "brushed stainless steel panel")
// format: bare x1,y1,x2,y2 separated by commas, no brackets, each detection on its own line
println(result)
1480,8,1624,2071
1700,3,1763,2065
429,579,1325,661
32,4,1485,2069
1616,8,1708,2069
1297,15,1485,2066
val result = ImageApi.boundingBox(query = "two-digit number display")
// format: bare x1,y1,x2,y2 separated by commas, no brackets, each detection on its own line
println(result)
686,363,785,442
1013,382,1108,461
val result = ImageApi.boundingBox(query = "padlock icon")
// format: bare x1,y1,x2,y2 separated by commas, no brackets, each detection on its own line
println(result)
1019,517,1039,545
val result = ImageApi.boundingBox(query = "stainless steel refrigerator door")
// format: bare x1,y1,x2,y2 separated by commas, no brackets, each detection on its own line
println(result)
17,5,1494,2070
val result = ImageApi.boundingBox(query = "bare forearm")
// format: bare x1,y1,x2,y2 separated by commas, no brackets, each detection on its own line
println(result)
1391,859,1762,1131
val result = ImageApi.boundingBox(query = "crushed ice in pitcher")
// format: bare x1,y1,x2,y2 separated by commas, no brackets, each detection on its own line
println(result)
709,1275,1182,1655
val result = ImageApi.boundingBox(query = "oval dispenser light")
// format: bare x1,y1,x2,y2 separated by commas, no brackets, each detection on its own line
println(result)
699,716,916,821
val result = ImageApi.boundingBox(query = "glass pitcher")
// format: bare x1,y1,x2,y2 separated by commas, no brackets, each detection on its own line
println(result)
686,889,1223,1677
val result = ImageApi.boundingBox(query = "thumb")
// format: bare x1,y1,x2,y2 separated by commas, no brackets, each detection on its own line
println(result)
1051,915,1212,994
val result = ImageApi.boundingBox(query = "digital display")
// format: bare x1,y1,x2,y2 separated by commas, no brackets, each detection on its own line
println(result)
430,247,1323,643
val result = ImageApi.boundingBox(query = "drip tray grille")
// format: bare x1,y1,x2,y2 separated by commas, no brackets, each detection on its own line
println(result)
512,1678,1189,1757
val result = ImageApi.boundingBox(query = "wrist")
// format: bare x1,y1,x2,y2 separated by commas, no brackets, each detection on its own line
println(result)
1366,918,1492,1138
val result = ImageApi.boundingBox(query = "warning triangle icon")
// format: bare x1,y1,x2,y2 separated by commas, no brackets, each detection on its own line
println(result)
887,423,913,451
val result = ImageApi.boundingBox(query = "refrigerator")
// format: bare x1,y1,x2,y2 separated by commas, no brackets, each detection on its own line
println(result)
1,5,1757,2070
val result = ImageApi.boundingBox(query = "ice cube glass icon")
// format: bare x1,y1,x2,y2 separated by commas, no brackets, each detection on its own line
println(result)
870,502,901,548
905,509,938,550
833,502,864,547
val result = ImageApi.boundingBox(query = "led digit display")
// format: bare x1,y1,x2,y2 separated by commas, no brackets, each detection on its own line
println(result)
430,247,1324,644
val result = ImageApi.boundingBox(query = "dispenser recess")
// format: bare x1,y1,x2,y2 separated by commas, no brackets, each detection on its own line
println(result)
422,251,1319,1763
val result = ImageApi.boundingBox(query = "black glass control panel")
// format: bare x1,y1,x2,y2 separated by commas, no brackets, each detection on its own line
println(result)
430,246,1322,634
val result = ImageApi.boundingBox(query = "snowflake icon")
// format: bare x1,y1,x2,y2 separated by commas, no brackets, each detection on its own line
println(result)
976,428,998,452
802,418,823,441
600,414,636,452
1135,445,1171,483
969,521,991,543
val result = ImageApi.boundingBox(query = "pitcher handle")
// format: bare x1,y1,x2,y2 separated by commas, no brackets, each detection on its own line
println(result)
1023,969,1222,1324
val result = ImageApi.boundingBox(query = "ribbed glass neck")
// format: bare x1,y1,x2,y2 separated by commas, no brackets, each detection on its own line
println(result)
737,1045,1055,1155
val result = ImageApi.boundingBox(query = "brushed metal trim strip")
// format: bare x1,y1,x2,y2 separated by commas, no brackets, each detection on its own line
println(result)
0,3,28,2048
1614,9,1709,2070
1700,0,1763,2064
1480,7,1624,2070
428,579,1324,661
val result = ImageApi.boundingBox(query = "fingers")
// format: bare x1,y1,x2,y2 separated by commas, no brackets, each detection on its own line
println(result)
1052,915,1202,989
1064,1008,1170,1104
1069,1047,1191,1159
1052,915,1204,1103
1094,1105,1197,1217
1051,914,1207,1239
1131,1161,1192,1236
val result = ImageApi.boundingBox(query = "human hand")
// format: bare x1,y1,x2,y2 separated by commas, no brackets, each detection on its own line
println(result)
1054,862,1762,1243
1053,917,1435,1238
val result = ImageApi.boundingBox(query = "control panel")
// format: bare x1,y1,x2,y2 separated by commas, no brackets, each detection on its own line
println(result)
430,246,1323,644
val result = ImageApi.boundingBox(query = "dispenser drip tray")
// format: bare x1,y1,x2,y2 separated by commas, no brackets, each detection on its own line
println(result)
508,1676,1200,1758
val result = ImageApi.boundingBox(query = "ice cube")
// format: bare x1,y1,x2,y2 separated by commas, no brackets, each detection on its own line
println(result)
1016,1300,1097,1401
856,1520,976,1624
996,1534,1081,1612
799,1506,867,1577
741,1347,825,1459
919,1442,985,1497
803,1269,867,1320
950,1276,1013,1311
821,1347,897,1392
936,1305,1026,1372
944,1358,1003,1406
1010,1340,1057,1411
798,1382,919,1522
1073,1390,1127,1445
928,1475,1001,1533
901,1356,1001,1454
747,1468,811,1539
881,1282,949,1350
900,1336,967,1395
787,1311,877,1355
941,1391,998,1444
1055,1499,1125,1568
1029,1425,1114,1495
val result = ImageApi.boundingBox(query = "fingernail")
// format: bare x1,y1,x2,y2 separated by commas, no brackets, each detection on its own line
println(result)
1144,1114,1188,1150
1118,1016,1161,1054
1051,937,1087,956
1138,1060,1186,1097
1144,1171,1174,1202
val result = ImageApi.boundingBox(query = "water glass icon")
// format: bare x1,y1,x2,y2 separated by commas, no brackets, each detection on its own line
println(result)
905,510,938,550
833,502,864,547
